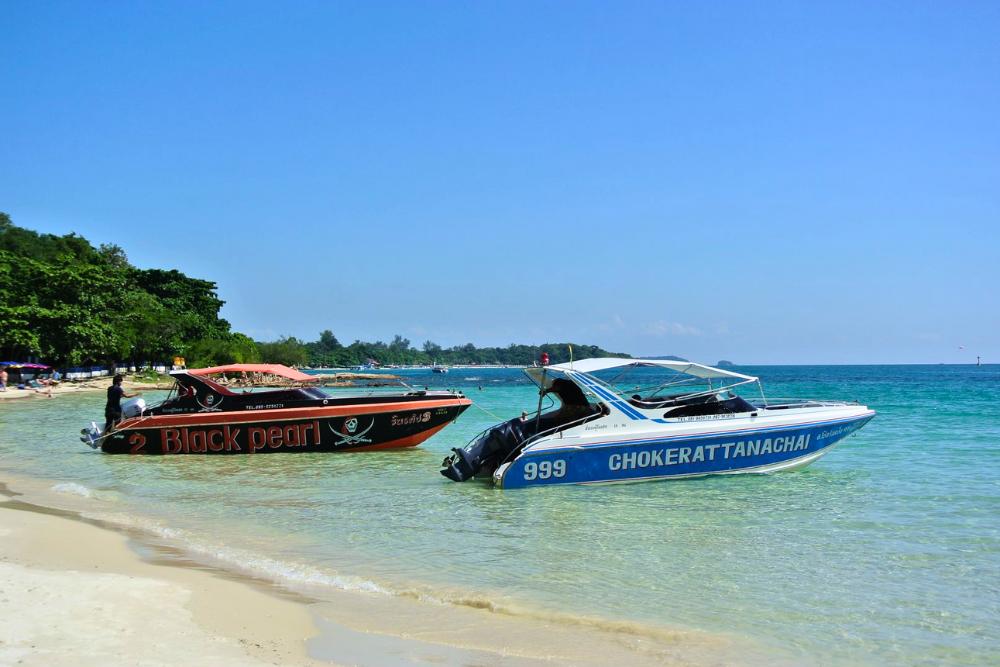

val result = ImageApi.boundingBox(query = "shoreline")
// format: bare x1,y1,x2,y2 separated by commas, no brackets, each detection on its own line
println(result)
0,378,168,403
0,472,779,666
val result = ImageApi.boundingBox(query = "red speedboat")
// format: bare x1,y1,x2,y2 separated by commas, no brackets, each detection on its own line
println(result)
81,364,471,455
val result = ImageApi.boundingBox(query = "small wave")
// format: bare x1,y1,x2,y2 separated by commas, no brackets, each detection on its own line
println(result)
390,585,703,644
464,376,482,381
73,508,729,650
199,549,390,596
80,510,389,596
88,511,184,540
51,482,95,498
200,549,390,595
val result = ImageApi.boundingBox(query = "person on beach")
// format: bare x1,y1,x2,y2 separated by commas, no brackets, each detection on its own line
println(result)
104,374,139,433
28,379,53,397
0,366,7,391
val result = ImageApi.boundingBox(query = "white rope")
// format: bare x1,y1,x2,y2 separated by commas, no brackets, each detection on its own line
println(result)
470,400,505,422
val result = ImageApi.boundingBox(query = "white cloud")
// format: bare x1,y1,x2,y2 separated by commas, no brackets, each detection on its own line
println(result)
645,321,702,337
597,314,626,332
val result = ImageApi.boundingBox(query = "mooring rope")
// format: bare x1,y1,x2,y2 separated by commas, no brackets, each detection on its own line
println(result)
470,400,505,422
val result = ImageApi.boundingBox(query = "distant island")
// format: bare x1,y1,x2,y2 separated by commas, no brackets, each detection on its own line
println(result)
0,213,629,369
716,360,736,367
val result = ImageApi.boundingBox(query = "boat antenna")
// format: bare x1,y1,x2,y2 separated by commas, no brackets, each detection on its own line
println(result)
568,344,573,370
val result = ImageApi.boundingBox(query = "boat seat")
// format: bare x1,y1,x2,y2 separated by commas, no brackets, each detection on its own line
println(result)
629,392,715,409
662,395,757,418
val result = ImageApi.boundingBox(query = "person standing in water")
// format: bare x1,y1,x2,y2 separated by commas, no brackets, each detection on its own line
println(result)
104,374,139,433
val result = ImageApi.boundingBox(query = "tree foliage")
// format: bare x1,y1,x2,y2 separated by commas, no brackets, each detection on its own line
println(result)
257,336,310,366
258,331,629,368
0,212,245,367
185,334,259,368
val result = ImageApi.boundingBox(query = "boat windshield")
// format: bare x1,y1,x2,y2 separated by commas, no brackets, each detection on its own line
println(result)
592,365,731,401
527,361,760,408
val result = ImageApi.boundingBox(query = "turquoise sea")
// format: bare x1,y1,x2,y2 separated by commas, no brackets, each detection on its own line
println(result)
1,365,997,665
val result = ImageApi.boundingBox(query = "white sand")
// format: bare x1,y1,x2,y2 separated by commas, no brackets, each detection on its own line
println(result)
0,378,166,402
0,500,326,667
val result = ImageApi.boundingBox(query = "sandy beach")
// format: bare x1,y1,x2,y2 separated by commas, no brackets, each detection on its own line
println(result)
0,377,168,402
0,494,325,667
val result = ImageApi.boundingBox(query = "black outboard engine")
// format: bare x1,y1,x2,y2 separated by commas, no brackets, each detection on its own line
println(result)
441,419,525,482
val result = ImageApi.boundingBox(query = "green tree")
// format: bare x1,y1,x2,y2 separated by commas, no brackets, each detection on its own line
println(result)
0,213,240,367
132,269,230,342
317,330,341,350
186,334,260,368
256,336,309,366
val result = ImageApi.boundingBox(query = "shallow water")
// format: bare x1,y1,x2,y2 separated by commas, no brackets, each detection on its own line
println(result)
1,365,998,665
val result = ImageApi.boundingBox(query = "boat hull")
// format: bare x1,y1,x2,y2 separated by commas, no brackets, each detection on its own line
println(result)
100,399,470,455
495,412,875,488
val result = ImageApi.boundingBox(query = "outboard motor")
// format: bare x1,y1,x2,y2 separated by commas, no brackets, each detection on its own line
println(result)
122,397,146,418
79,398,146,449
441,419,525,482
80,422,103,449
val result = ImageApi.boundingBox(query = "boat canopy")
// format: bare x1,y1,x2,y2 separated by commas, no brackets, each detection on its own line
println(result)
546,358,757,381
180,364,318,382
526,358,757,391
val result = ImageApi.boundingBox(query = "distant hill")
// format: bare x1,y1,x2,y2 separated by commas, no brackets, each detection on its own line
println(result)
645,355,689,362
717,360,736,368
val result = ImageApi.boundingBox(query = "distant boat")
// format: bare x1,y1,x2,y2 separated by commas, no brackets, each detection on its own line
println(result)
431,364,449,374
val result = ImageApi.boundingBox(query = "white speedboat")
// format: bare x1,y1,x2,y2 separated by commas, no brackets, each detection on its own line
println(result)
441,358,874,488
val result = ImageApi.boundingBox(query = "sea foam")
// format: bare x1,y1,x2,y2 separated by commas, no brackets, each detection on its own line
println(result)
51,482,95,498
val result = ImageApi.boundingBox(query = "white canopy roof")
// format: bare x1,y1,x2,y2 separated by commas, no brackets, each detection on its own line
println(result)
545,358,757,381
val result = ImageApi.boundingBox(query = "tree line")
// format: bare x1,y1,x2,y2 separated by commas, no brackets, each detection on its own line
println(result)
0,213,628,369
260,332,628,368
0,212,252,368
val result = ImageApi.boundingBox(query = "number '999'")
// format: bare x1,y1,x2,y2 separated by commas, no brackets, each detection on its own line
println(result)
523,460,566,480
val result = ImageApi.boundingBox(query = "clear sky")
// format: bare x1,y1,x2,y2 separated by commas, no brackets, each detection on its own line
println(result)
2,1,997,364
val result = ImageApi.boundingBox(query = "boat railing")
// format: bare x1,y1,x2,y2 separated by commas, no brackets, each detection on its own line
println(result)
460,405,545,450
752,398,860,409
518,409,607,450
599,377,758,405
491,409,605,469
460,405,600,454
321,385,454,398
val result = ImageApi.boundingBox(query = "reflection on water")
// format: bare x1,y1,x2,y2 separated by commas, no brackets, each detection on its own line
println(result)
1,365,999,665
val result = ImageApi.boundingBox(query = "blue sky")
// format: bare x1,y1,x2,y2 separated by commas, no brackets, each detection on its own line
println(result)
2,1,997,364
